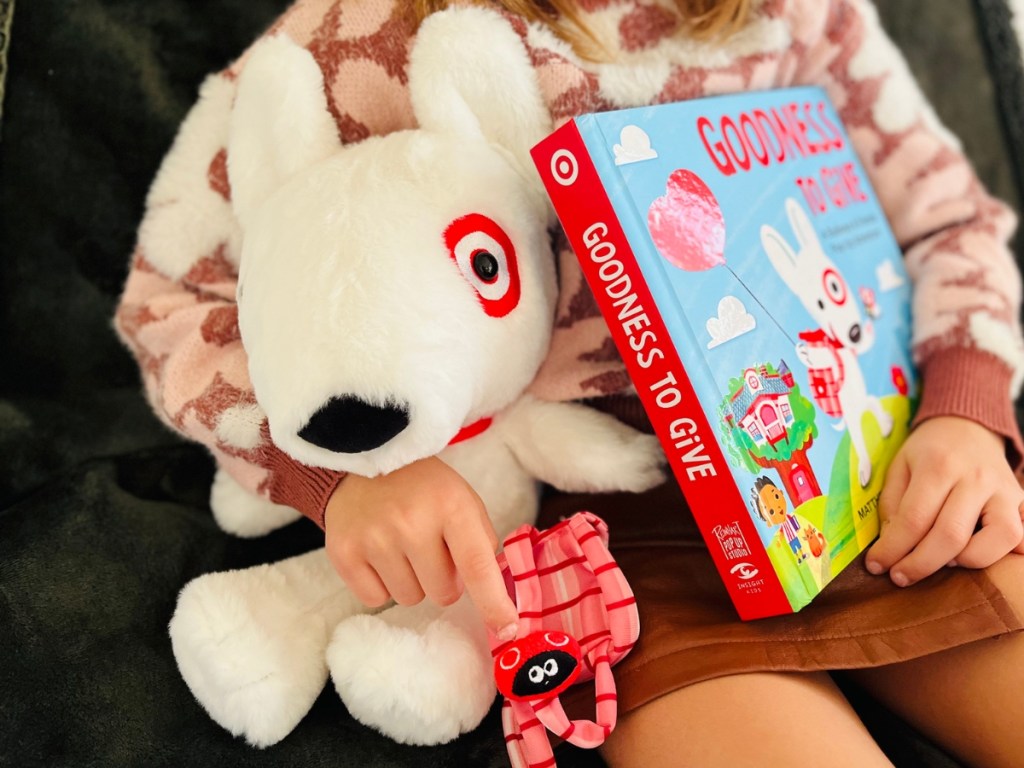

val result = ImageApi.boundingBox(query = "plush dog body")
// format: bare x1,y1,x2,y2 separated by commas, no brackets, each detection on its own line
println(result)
169,8,664,750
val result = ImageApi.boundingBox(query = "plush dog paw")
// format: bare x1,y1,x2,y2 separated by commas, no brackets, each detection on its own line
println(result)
502,397,667,494
169,568,331,747
210,468,302,538
327,604,495,745
615,431,668,492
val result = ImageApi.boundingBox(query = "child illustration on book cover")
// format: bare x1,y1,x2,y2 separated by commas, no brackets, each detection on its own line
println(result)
751,476,809,563
749,475,830,590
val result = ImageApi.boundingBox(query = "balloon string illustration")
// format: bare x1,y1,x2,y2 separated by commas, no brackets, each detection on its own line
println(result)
722,263,799,348
647,168,800,348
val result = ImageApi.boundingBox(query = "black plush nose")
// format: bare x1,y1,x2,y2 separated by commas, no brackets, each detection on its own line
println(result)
299,396,409,453
848,323,861,344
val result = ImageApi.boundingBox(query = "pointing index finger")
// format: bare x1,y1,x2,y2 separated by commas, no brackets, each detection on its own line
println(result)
445,515,518,639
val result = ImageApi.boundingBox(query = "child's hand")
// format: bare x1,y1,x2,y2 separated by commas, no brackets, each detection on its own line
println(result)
323,456,519,639
866,415,1024,587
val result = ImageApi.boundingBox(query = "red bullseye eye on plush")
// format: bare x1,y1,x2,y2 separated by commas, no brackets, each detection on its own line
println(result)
444,213,521,318
494,631,583,702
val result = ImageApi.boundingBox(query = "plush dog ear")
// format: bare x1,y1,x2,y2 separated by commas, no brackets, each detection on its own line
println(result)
227,35,342,228
408,7,551,175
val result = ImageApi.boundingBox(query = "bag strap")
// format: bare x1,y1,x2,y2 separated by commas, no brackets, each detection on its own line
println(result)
502,698,554,768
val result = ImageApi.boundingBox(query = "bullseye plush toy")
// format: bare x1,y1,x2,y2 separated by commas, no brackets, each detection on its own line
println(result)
164,6,665,752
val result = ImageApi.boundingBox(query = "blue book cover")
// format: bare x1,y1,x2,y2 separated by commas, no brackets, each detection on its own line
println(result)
533,86,916,618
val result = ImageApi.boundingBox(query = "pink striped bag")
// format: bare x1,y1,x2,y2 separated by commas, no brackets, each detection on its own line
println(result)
489,512,639,768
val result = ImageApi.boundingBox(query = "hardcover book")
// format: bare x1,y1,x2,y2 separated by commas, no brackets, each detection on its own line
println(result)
532,86,916,619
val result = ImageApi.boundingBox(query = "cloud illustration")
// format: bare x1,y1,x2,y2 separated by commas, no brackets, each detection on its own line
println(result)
706,295,756,349
613,125,658,165
876,259,905,292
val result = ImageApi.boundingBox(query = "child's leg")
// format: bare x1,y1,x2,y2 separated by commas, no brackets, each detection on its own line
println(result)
600,671,893,768
843,553,1024,768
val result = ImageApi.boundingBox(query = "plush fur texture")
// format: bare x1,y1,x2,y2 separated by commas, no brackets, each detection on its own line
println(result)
210,468,301,538
169,7,665,749
170,549,361,747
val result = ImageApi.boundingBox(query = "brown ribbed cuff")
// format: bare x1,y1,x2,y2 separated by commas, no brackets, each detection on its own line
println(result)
913,347,1024,472
262,444,347,530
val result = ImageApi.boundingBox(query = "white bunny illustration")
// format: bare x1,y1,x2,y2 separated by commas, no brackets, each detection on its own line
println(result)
168,8,665,750
761,198,893,488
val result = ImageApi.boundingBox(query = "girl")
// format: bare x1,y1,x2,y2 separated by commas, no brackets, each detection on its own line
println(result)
116,0,1024,764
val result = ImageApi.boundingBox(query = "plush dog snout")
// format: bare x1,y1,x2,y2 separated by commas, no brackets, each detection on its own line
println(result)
848,323,861,344
299,396,410,453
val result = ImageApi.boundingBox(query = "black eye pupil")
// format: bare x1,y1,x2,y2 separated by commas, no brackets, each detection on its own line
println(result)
472,251,499,281
817,299,825,309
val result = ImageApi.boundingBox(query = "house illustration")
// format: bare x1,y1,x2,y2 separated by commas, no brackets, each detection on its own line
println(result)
719,360,823,507
723,361,797,448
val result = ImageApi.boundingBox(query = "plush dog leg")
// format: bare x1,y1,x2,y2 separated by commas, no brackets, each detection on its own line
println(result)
209,468,302,537
327,595,495,745
170,548,365,747
502,395,666,493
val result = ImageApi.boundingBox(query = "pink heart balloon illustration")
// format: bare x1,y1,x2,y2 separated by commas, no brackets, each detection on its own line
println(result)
647,169,725,271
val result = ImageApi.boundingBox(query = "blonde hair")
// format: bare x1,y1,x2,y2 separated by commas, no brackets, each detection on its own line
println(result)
409,0,751,56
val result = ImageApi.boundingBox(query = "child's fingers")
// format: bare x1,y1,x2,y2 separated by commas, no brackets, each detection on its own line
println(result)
1013,498,1024,554
955,492,1024,568
406,539,462,607
371,552,426,606
866,469,950,575
338,560,392,608
886,480,988,586
445,514,518,639
868,454,909,575
325,537,393,607
877,453,910,528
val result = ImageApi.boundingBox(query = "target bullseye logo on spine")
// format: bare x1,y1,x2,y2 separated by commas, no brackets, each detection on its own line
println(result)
551,149,579,186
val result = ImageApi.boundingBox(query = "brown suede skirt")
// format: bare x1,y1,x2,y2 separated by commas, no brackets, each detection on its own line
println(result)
537,399,1023,715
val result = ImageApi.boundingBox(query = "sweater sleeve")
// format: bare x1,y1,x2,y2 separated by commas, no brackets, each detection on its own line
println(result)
114,71,344,529
797,0,1024,468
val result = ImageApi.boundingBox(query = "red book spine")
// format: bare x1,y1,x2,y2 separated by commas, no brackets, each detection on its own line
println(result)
531,121,793,620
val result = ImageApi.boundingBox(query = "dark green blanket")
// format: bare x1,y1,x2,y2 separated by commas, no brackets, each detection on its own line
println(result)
1,0,1020,765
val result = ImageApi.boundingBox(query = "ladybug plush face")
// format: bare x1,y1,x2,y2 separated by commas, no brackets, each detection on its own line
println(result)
495,631,582,702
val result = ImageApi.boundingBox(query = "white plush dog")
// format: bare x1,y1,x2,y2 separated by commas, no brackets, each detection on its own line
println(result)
169,8,665,750
761,198,894,487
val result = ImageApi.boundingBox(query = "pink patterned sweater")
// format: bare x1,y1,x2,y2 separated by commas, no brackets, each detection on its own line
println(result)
115,0,1024,528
